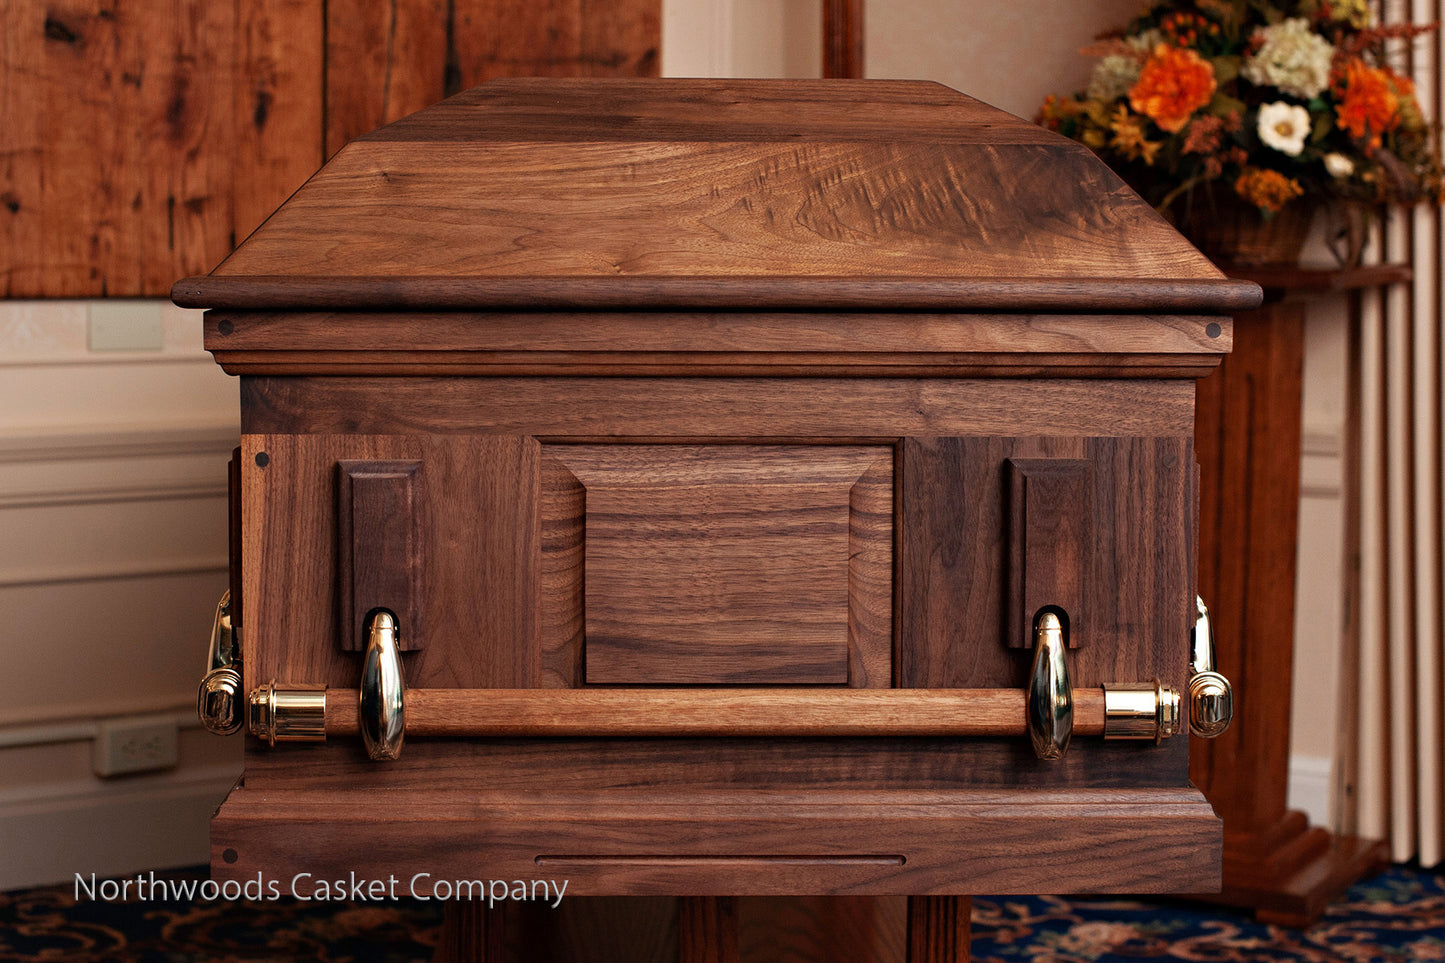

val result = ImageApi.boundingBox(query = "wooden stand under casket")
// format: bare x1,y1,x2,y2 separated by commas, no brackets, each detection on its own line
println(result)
177,79,1261,962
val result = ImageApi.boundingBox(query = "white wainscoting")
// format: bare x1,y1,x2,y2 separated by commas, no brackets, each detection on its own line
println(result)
0,300,243,889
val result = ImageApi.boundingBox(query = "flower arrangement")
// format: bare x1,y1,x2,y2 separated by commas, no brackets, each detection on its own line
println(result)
1038,0,1443,245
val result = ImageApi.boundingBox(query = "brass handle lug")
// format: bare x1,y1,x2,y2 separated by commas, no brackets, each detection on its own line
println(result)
1102,680,1181,743
1026,610,1073,760
247,681,327,747
359,610,406,761
1189,596,1234,738
198,591,244,736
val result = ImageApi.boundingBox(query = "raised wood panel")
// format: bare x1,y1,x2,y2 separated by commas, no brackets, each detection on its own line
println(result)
335,459,424,652
900,436,1190,690
241,433,538,692
1005,458,1093,650
541,445,890,687
240,377,1199,438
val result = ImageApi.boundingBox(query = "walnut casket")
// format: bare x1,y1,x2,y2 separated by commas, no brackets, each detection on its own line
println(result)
178,78,1258,897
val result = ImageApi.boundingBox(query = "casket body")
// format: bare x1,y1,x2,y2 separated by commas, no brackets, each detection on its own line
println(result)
178,79,1259,897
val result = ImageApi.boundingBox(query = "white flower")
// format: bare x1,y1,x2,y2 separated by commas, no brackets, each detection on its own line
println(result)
1243,18,1336,99
1324,152,1356,178
1087,54,1141,101
1258,102,1311,156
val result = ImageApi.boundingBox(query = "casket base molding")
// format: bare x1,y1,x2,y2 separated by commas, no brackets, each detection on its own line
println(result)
211,785,1221,896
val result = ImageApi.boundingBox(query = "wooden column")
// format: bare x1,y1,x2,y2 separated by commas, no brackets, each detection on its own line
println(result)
1190,265,1401,926
434,903,502,963
907,897,971,962
823,0,864,79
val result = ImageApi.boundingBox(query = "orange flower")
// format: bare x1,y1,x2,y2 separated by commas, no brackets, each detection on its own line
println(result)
1129,44,1217,133
1334,59,1400,151
1234,167,1305,212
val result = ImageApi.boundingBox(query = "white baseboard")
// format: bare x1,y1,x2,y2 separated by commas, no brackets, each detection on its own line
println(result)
1287,754,1333,828
0,764,239,891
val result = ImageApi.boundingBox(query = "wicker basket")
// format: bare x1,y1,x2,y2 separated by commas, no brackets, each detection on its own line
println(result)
1178,194,1314,268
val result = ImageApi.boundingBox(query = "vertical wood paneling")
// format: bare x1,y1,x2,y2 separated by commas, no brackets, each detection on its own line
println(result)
0,0,235,296
233,0,324,241
323,0,449,158
0,0,660,297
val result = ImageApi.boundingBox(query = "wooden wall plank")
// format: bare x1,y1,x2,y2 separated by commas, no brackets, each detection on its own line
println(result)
1,0,660,297
453,0,584,81
1,0,235,296
581,0,661,77
234,0,324,242
324,0,449,158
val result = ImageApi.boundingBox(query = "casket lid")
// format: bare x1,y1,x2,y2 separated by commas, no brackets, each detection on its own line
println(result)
174,78,1260,314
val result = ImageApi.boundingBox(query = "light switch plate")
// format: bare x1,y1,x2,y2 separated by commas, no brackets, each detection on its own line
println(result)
88,301,165,352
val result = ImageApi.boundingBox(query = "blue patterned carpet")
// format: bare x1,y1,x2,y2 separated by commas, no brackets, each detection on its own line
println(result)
971,867,1445,962
0,865,1440,961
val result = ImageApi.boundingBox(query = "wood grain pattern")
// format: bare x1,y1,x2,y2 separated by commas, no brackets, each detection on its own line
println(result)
229,448,243,631
434,902,502,963
680,897,738,963
324,0,448,159
208,138,1222,285
178,275,1262,314
355,79,1052,144
823,0,864,80
1189,294,1388,923
242,434,538,691
541,445,889,686
233,0,324,244
319,687,1110,737
244,733,1187,793
335,460,424,652
240,377,1199,439
907,897,969,963
738,897,905,963
4,5,660,296
179,78,1262,314
900,438,1191,686
202,310,1232,378
210,785,1223,895
1006,459,1092,649
539,455,586,689
1,0,235,296
450,0,659,83
498,897,678,963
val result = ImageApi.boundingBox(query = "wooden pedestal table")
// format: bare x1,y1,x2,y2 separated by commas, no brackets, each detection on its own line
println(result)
1190,265,1403,926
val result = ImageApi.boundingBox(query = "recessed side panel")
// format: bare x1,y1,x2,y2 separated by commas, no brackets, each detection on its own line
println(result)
541,445,893,687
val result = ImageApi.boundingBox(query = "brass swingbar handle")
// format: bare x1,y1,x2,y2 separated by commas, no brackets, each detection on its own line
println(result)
317,687,1111,738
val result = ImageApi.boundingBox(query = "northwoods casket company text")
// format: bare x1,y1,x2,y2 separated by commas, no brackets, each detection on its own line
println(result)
75,871,568,907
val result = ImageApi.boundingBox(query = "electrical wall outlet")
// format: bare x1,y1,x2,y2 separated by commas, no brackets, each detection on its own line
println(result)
93,716,179,777
87,300,165,352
